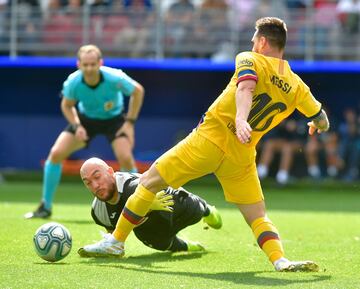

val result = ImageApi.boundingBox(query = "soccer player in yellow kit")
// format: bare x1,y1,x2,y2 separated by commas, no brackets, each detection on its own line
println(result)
83,17,329,272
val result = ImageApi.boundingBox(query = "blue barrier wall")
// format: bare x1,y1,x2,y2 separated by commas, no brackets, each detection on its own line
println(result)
0,57,359,169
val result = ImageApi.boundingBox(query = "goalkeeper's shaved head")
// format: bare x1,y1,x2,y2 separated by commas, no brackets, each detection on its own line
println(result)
80,157,110,178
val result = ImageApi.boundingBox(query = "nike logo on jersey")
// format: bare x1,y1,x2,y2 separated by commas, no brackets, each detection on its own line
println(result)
110,212,117,219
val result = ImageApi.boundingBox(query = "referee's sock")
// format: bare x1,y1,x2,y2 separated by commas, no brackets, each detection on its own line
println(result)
42,160,62,210
251,217,284,263
113,184,155,242
121,167,138,173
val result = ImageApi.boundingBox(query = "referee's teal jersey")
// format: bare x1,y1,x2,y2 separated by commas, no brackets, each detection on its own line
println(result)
62,66,136,120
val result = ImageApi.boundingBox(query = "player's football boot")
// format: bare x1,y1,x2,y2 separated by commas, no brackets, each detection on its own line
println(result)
78,233,125,258
203,205,222,229
185,240,205,252
274,258,319,272
24,202,52,219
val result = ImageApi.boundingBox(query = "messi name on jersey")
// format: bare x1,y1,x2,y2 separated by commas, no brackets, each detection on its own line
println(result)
270,75,292,94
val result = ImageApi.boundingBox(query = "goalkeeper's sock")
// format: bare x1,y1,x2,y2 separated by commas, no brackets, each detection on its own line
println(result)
251,217,284,263
42,160,62,210
113,184,155,242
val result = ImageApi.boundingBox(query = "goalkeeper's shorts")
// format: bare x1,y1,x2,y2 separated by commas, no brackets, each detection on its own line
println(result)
155,131,264,204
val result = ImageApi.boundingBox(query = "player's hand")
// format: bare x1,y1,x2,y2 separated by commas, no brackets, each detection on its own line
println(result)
235,118,252,143
116,122,135,147
307,120,329,135
75,125,89,141
308,109,330,135
307,121,317,135
149,190,174,212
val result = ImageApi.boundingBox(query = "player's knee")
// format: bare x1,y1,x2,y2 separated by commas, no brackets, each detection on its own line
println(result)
140,167,167,192
115,150,133,163
48,147,66,163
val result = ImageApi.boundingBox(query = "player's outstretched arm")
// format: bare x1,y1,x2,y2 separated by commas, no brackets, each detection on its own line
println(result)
307,109,330,135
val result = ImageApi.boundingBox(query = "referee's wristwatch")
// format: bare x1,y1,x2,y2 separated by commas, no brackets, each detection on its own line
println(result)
125,117,137,125
70,123,81,131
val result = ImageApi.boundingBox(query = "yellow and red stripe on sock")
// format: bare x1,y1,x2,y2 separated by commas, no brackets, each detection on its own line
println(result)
257,231,280,248
121,207,145,225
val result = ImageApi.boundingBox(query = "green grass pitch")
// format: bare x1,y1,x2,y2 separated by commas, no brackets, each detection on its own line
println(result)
1,177,360,289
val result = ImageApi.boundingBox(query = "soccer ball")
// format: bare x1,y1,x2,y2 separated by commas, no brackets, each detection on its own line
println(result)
33,222,72,262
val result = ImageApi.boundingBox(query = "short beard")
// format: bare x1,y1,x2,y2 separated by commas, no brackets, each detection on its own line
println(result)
101,183,117,203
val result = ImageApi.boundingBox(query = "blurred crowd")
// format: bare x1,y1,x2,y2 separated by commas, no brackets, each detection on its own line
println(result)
1,0,360,59
257,106,360,185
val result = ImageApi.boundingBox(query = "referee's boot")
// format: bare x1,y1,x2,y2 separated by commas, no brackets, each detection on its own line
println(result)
203,205,222,229
24,202,52,219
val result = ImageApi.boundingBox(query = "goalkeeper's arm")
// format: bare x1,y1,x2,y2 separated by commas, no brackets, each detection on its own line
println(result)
149,190,174,212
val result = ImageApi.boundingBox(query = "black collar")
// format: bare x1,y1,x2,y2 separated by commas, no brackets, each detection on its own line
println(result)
82,71,104,89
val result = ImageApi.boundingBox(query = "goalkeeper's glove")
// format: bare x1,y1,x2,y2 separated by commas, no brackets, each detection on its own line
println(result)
149,190,174,212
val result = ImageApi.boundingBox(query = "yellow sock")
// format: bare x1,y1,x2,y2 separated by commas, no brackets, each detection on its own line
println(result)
113,184,155,242
251,217,284,263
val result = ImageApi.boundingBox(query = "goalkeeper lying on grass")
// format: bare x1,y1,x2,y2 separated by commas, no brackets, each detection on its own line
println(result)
78,157,222,257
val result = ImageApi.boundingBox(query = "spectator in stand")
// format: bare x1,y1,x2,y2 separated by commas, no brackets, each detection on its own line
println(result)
257,118,306,185
164,0,195,57
338,108,360,181
12,0,42,54
312,0,338,59
0,0,8,46
286,0,307,9
42,0,82,51
337,0,360,34
193,0,229,58
113,0,155,58
123,0,152,9
305,111,340,179
336,0,360,59
255,0,287,21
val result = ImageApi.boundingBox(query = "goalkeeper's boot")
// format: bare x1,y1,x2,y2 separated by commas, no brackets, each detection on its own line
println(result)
203,205,222,229
78,233,125,258
24,202,52,219
185,240,205,252
274,257,319,272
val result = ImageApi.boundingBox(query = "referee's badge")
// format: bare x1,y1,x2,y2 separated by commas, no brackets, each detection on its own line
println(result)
104,101,114,111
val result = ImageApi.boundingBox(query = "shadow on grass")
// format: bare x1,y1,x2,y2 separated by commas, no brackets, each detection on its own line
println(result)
51,218,94,225
33,262,71,266
89,262,331,286
78,251,208,268
78,252,331,286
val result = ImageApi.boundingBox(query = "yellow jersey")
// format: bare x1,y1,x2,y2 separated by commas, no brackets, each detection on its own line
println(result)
197,51,321,162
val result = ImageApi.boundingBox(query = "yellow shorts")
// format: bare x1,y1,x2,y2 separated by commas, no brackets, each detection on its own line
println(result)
155,131,264,204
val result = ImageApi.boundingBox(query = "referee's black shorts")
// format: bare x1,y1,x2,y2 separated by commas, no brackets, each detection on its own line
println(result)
64,112,127,143
133,188,208,251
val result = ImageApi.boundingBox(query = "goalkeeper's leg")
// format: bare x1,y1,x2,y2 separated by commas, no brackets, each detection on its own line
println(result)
169,236,205,252
112,165,168,242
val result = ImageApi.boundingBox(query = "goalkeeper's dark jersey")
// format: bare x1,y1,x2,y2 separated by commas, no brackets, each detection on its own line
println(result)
91,172,208,247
